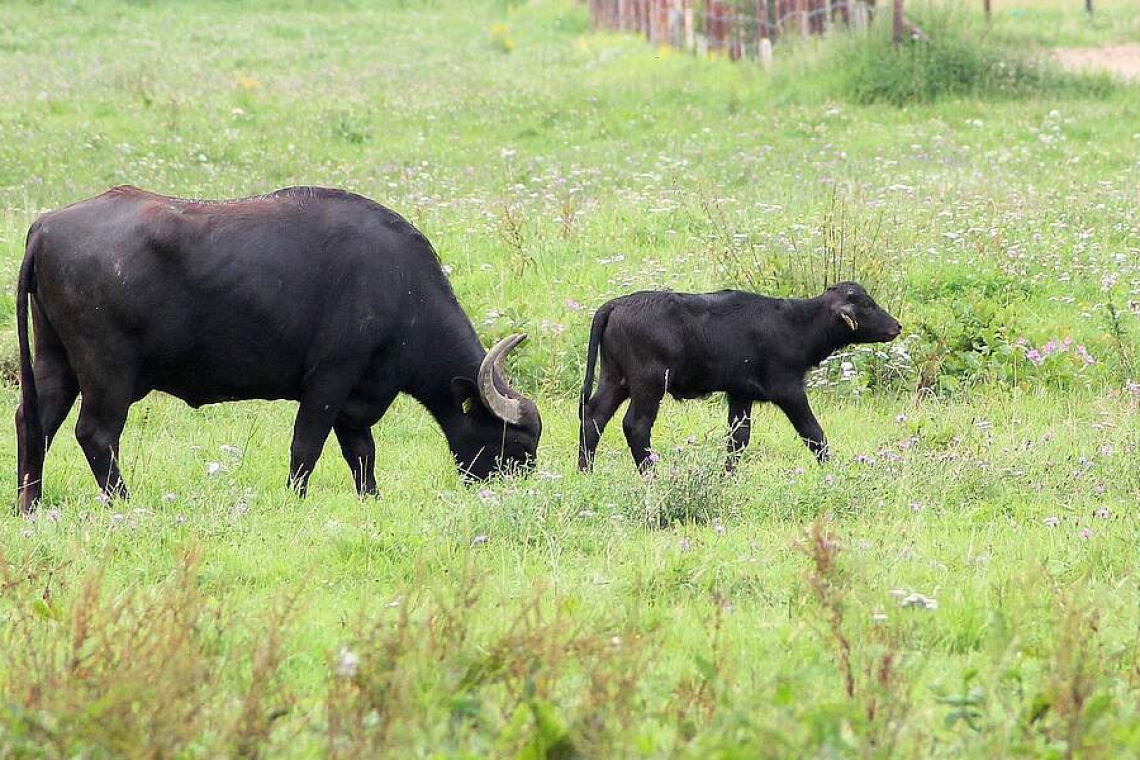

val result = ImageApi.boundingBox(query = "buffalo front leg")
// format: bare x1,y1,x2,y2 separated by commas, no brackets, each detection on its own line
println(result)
725,395,753,472
289,372,360,496
775,392,829,463
289,404,339,497
335,421,378,497
333,391,394,497
334,423,375,496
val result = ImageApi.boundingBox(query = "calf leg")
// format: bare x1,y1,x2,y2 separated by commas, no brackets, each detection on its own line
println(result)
74,386,132,502
622,391,662,472
725,395,752,472
774,392,829,463
578,376,629,471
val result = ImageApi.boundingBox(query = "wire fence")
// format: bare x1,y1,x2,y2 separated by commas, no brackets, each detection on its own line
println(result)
589,0,881,63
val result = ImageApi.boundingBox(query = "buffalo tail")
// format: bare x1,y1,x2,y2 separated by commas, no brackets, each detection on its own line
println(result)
580,302,613,413
16,225,42,500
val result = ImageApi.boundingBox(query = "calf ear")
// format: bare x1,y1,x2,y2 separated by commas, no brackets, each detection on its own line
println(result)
836,303,859,332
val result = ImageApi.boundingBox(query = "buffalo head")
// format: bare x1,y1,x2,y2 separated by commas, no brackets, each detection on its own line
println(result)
449,333,541,480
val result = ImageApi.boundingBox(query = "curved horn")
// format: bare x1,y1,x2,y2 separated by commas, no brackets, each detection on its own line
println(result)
477,333,529,425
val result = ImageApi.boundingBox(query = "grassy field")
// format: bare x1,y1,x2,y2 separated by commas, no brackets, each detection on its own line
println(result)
990,0,1140,45
1,0,1139,756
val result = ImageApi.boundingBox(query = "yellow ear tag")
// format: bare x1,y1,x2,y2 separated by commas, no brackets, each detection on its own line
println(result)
841,313,858,332
462,397,474,414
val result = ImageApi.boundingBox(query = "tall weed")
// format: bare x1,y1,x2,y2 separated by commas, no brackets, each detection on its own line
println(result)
0,549,293,757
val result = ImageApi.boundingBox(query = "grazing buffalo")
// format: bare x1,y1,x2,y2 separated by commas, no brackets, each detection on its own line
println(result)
578,282,901,472
15,186,541,513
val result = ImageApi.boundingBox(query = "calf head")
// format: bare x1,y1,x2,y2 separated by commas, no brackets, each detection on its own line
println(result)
449,334,542,480
826,282,902,344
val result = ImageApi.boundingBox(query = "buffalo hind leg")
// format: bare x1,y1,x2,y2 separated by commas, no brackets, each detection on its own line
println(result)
775,392,829,463
725,395,753,472
75,387,132,502
578,376,628,471
16,347,80,512
15,304,81,513
622,390,662,473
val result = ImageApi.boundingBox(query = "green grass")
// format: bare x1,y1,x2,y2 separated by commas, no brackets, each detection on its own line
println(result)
1,0,1139,755
989,0,1140,45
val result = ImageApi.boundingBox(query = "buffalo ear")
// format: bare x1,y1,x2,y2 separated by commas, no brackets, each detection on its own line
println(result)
451,377,480,415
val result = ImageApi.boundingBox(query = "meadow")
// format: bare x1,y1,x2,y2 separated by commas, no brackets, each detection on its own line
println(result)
0,0,1139,756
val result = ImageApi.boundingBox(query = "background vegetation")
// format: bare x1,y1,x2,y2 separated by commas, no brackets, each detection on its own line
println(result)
0,0,1138,755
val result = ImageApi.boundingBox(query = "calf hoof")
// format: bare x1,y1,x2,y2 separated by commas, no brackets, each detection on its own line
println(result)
97,484,130,504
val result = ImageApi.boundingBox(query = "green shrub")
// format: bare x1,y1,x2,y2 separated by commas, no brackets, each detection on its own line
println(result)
830,5,1116,106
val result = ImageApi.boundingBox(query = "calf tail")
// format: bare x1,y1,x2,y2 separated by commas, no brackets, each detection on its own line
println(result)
16,225,43,505
580,302,613,412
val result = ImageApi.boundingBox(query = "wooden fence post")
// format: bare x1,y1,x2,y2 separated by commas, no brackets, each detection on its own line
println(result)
892,0,904,46
697,0,709,55
708,0,720,52
684,0,695,50
757,0,773,69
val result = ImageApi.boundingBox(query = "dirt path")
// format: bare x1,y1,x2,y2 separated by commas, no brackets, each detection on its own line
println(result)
1054,44,1140,80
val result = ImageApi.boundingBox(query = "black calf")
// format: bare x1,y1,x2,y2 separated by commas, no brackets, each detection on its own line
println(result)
578,282,901,472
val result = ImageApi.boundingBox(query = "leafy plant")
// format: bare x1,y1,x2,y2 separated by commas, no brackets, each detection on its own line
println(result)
631,433,737,528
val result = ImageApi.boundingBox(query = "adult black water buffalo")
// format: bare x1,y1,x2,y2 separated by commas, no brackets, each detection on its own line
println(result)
578,282,901,472
15,186,541,513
